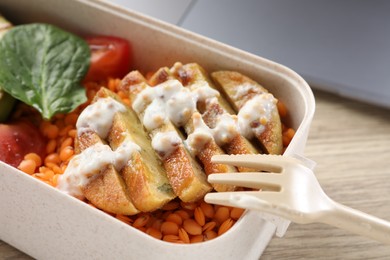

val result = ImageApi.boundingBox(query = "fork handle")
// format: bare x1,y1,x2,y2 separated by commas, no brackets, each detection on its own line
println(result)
322,201,390,245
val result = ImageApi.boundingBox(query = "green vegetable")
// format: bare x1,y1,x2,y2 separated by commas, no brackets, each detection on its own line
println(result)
0,14,16,122
0,89,15,122
0,23,90,120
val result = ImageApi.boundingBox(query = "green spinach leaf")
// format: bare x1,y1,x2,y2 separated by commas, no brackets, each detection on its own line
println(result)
0,23,90,119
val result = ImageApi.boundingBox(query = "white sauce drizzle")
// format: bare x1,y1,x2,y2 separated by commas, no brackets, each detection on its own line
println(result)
185,113,213,155
212,113,239,145
166,89,196,127
58,97,141,198
232,82,259,101
58,77,277,198
237,93,277,139
185,112,240,155
132,87,155,114
57,141,140,199
113,139,141,170
133,80,197,129
143,99,167,130
133,79,228,155
152,131,182,159
132,78,277,157
76,97,126,138
189,81,220,102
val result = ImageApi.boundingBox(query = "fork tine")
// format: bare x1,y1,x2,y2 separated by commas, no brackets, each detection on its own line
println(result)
207,172,283,190
204,191,282,212
211,154,289,172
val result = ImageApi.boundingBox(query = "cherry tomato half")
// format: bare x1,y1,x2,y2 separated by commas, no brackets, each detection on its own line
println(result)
83,36,131,82
0,120,46,167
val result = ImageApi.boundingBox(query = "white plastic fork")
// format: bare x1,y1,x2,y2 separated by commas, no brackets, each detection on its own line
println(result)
204,154,390,245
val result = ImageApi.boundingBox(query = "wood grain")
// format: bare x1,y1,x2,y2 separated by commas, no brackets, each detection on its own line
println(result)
261,89,390,259
1,89,390,259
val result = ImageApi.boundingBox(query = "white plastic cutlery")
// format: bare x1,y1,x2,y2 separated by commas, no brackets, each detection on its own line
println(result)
205,154,390,245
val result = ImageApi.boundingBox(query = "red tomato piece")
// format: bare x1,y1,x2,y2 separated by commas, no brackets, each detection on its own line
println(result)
83,36,131,82
0,120,46,167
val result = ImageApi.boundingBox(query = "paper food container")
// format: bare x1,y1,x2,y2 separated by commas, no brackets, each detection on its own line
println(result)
0,0,315,259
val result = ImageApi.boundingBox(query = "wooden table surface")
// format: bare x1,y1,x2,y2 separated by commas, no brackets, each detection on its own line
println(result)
1,89,389,259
